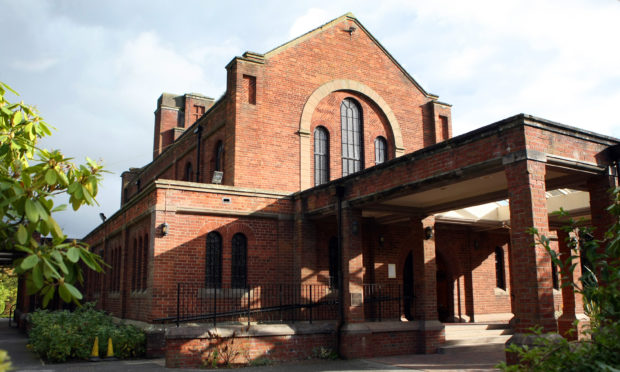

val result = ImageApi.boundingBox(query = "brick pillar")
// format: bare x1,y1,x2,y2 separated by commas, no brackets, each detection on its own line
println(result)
413,215,438,321
588,175,616,242
505,160,558,363
340,206,365,323
556,229,584,340
412,215,444,353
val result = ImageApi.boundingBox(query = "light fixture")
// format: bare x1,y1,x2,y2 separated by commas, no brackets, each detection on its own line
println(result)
345,26,356,35
379,236,385,247
424,226,433,240
352,221,359,235
161,222,169,236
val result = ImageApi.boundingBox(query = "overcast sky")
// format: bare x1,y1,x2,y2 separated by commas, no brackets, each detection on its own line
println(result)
1,0,618,238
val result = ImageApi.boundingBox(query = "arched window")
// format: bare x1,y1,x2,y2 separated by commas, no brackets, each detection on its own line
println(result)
205,232,222,288
141,233,148,290
231,233,247,288
374,136,387,165
214,141,224,172
328,237,339,289
184,162,193,181
341,99,363,176
495,246,506,290
314,126,329,186
132,238,139,291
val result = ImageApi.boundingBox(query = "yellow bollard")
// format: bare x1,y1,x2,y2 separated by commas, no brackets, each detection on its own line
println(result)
105,337,117,360
89,336,100,362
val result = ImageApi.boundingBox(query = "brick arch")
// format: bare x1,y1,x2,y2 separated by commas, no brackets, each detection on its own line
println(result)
299,79,404,189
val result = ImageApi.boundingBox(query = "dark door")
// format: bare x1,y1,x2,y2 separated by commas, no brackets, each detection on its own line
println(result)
403,251,414,320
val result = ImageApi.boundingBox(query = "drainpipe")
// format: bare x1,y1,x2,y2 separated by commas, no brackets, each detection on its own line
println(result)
194,125,203,182
335,185,346,356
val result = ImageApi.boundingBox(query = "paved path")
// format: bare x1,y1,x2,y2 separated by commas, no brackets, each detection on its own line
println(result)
0,318,504,371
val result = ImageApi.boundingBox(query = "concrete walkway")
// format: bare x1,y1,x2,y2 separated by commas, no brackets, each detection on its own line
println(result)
0,318,504,371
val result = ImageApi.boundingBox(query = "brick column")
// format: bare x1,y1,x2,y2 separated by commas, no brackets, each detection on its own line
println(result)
340,206,365,323
556,229,584,340
412,215,444,353
505,160,558,363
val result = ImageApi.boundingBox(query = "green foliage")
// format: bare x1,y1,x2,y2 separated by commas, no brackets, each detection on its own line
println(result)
0,350,11,372
498,187,620,371
0,81,106,306
27,303,145,362
312,346,339,360
0,271,17,316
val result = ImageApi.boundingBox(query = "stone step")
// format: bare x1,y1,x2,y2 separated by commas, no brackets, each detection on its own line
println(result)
444,335,512,347
445,328,513,339
444,323,511,331
438,342,507,355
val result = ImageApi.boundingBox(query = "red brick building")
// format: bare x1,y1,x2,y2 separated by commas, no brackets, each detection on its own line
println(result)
83,13,619,366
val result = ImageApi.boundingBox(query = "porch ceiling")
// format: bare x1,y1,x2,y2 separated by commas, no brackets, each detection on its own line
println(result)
361,166,590,225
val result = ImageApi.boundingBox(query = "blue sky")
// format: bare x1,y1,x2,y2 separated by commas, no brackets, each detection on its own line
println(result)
1,0,619,237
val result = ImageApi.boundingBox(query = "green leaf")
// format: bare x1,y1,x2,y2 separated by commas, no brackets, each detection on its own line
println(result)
58,283,72,302
32,263,44,289
16,224,28,244
21,254,39,270
45,169,57,185
13,110,23,125
48,216,63,239
67,247,80,263
43,259,61,280
42,285,55,307
25,199,39,222
63,282,82,300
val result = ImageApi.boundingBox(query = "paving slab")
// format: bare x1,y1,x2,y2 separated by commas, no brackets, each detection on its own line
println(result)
2,318,507,371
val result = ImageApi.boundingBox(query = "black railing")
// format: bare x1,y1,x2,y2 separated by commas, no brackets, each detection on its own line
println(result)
363,283,402,321
157,282,403,326
156,283,339,326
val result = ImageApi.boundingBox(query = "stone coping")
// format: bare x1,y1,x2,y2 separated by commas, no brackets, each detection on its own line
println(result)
164,320,443,339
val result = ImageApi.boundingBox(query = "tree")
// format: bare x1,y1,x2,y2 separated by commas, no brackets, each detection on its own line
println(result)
0,81,105,307
499,187,620,371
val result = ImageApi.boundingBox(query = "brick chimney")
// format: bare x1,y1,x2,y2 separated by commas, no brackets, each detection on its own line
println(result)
153,93,214,159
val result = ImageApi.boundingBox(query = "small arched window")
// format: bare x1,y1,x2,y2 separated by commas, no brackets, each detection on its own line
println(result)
206,232,222,288
231,233,247,288
495,246,506,290
314,126,329,186
341,99,363,176
374,136,387,165
214,141,224,172
184,162,193,181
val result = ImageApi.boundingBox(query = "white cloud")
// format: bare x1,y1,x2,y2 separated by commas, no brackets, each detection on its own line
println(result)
10,57,59,72
288,8,332,39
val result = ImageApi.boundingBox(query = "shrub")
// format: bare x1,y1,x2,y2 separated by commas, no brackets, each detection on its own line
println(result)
28,303,145,362
498,187,620,371
0,271,17,317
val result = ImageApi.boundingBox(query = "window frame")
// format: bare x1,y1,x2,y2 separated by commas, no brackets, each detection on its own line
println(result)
340,98,363,177
314,126,329,186
374,136,387,165
231,233,247,288
205,232,222,288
